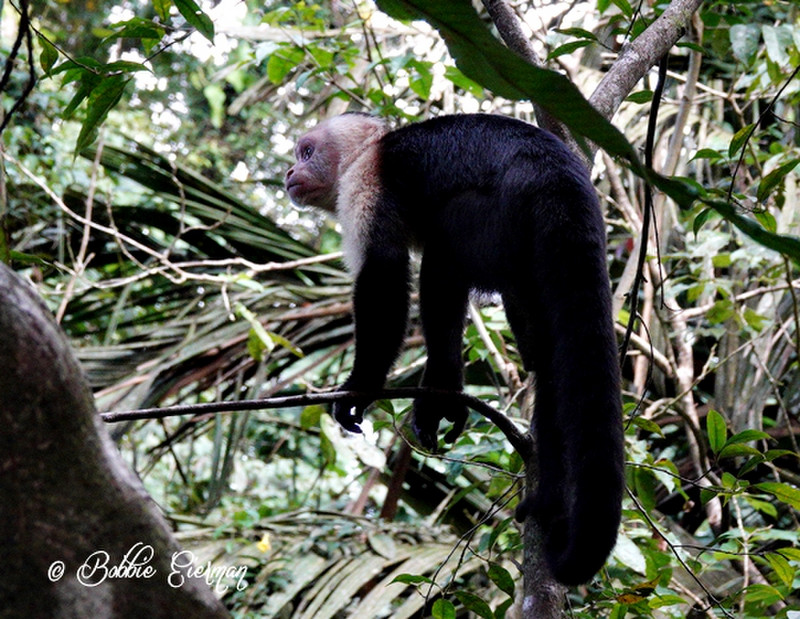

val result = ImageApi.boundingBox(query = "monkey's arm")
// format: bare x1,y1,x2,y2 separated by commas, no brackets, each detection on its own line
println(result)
332,242,411,432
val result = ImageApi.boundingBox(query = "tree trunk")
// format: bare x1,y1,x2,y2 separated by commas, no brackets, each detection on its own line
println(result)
0,264,229,618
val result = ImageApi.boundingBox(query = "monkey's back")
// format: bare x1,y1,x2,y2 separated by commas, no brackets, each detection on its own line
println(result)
378,114,604,289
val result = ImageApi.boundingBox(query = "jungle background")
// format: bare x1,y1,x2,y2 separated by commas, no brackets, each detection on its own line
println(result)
2,0,800,617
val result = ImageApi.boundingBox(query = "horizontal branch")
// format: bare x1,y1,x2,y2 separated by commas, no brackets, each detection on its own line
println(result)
101,388,534,459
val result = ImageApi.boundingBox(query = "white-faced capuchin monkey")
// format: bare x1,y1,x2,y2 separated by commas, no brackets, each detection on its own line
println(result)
285,113,624,585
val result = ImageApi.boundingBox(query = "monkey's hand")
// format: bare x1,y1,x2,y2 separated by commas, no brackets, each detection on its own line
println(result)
332,398,371,434
331,381,375,434
411,396,468,451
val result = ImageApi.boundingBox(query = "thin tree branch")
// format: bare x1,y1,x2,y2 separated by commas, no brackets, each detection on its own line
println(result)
101,388,535,460
589,0,704,122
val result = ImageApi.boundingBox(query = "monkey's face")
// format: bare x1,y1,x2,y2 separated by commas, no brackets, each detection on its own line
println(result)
285,127,339,213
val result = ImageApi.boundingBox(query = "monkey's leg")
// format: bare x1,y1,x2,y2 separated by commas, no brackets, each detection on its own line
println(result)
412,252,470,449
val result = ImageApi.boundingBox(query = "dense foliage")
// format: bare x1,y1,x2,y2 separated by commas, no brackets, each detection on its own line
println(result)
2,0,800,616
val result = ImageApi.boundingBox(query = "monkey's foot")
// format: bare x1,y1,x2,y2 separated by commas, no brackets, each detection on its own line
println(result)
412,398,468,450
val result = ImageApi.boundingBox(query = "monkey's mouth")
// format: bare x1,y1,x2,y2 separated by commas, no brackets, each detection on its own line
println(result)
285,181,304,203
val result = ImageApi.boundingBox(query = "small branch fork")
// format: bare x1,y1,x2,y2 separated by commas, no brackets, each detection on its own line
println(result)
101,388,534,460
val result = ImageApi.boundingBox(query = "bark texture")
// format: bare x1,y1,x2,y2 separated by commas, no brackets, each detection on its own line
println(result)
0,264,229,618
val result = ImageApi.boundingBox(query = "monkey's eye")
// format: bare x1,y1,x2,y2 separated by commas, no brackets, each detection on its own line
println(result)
301,145,314,161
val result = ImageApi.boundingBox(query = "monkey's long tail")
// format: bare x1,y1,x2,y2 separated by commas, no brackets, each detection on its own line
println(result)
526,211,625,586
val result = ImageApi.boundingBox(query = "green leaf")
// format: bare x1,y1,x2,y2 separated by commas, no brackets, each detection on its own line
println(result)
742,307,767,332
706,300,735,325
692,207,715,236
744,495,777,518
555,28,597,41
453,591,493,619
237,303,303,358
203,83,226,129
319,425,337,466
267,46,305,84
432,599,456,619
153,0,171,21
611,0,633,17
487,563,515,598
75,76,129,153
765,449,800,461
299,405,324,430
764,552,793,588
443,65,484,97
38,36,59,74
677,41,706,54
631,416,663,436
408,60,433,99
730,23,760,64
691,148,723,161
706,409,727,455
105,60,150,75
62,72,101,119
756,482,800,510
725,429,771,445
741,584,782,605
699,194,800,261
754,210,777,233
104,17,165,44
495,598,513,619
738,455,764,477
757,158,800,203
730,123,755,157
547,39,592,60
711,253,731,268
391,573,432,585
717,443,761,459
625,90,653,104
173,0,215,41
762,25,793,67
633,467,657,513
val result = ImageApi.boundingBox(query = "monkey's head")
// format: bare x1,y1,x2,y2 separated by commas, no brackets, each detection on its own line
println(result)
285,114,388,213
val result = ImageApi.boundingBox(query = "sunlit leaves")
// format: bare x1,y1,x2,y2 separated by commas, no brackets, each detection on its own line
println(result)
173,0,215,42
39,0,216,151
